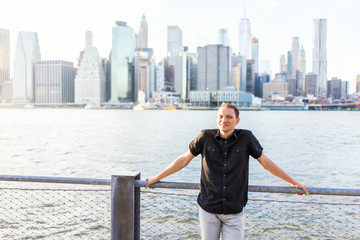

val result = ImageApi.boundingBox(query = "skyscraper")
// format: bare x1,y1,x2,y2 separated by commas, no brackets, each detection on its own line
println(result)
291,37,300,76
35,60,76,103
238,18,251,59
298,45,306,96
197,44,230,91
250,36,259,73
167,26,182,56
312,18,327,97
279,54,286,73
305,73,317,96
0,28,10,83
356,74,360,93
137,14,148,49
218,28,230,47
75,31,106,104
13,31,41,102
111,21,135,102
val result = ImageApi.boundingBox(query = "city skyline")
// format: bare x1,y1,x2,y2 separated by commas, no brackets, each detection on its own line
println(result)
1,0,359,92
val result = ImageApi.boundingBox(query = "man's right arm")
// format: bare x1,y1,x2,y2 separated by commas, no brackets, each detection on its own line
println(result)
145,150,195,189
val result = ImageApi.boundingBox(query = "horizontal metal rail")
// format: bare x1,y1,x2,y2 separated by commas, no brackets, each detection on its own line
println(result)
1,175,360,196
0,175,111,185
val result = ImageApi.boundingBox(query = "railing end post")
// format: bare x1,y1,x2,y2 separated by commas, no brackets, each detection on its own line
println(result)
111,172,141,240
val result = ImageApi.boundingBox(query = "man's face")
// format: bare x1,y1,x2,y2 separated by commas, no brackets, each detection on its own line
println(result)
216,107,240,133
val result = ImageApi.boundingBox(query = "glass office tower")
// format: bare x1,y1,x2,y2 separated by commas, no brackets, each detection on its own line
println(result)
111,21,135,102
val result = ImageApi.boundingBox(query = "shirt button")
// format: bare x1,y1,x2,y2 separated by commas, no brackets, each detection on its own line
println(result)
223,186,226,189
225,152,227,155
225,141,227,144
223,198,226,201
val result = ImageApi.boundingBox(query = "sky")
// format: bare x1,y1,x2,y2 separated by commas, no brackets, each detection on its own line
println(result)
2,0,359,92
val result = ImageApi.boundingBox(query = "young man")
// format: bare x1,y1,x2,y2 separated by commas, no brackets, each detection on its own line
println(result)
145,103,308,240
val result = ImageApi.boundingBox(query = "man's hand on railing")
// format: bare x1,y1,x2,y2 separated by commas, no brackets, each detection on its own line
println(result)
145,176,159,189
291,181,309,196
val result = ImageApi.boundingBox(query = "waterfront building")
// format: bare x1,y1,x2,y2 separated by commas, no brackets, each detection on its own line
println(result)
197,44,231,91
287,76,297,96
0,28,10,103
167,26,182,56
232,63,241,91
312,18,327,97
156,60,165,92
263,77,288,100
134,48,155,102
190,88,253,108
298,45,306,96
167,47,187,100
0,79,12,103
188,53,198,93
341,81,349,99
250,36,259,73
246,59,255,94
164,59,175,92
305,73,317,96
75,31,106,105
218,29,230,47
110,21,135,103
137,14,148,49
254,73,270,98
231,54,246,91
35,60,76,103
356,74,360,93
13,31,41,103
0,28,10,84
327,77,342,100
286,51,292,78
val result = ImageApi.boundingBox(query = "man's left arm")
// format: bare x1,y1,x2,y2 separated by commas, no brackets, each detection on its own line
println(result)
257,153,309,195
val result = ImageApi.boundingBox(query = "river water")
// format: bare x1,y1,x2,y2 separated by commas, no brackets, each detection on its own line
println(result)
1,108,359,239
1,108,359,189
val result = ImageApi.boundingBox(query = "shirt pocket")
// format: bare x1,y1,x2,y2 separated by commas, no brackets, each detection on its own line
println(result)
206,145,221,153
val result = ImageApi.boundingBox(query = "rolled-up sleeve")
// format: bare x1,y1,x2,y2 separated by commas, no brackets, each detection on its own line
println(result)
189,130,205,156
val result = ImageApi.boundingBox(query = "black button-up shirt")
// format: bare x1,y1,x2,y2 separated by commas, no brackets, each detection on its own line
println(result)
189,129,263,214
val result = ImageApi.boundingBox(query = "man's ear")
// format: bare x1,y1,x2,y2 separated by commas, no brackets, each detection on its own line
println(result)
236,118,240,124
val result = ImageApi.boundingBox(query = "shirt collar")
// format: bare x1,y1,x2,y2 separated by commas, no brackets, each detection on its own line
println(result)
215,129,238,140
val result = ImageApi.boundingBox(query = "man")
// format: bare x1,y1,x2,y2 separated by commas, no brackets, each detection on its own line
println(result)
145,103,308,240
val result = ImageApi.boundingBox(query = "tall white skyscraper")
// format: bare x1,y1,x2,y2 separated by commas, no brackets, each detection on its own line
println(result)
312,18,327,97
0,28,10,83
218,28,230,47
75,31,106,104
13,31,41,102
298,45,306,95
238,18,251,59
167,26,182,56
137,14,148,49
291,36,300,76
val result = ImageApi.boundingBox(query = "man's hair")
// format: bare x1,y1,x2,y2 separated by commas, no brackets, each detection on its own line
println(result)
218,103,239,118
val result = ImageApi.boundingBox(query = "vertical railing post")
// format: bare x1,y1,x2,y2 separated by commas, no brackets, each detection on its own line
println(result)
111,172,140,240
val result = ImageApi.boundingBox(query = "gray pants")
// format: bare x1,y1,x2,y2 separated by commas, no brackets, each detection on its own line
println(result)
199,207,244,240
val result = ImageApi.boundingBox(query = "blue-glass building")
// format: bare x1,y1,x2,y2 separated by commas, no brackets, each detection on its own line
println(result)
111,21,135,102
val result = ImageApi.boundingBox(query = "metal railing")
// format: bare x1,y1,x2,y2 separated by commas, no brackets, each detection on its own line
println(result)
1,173,360,240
